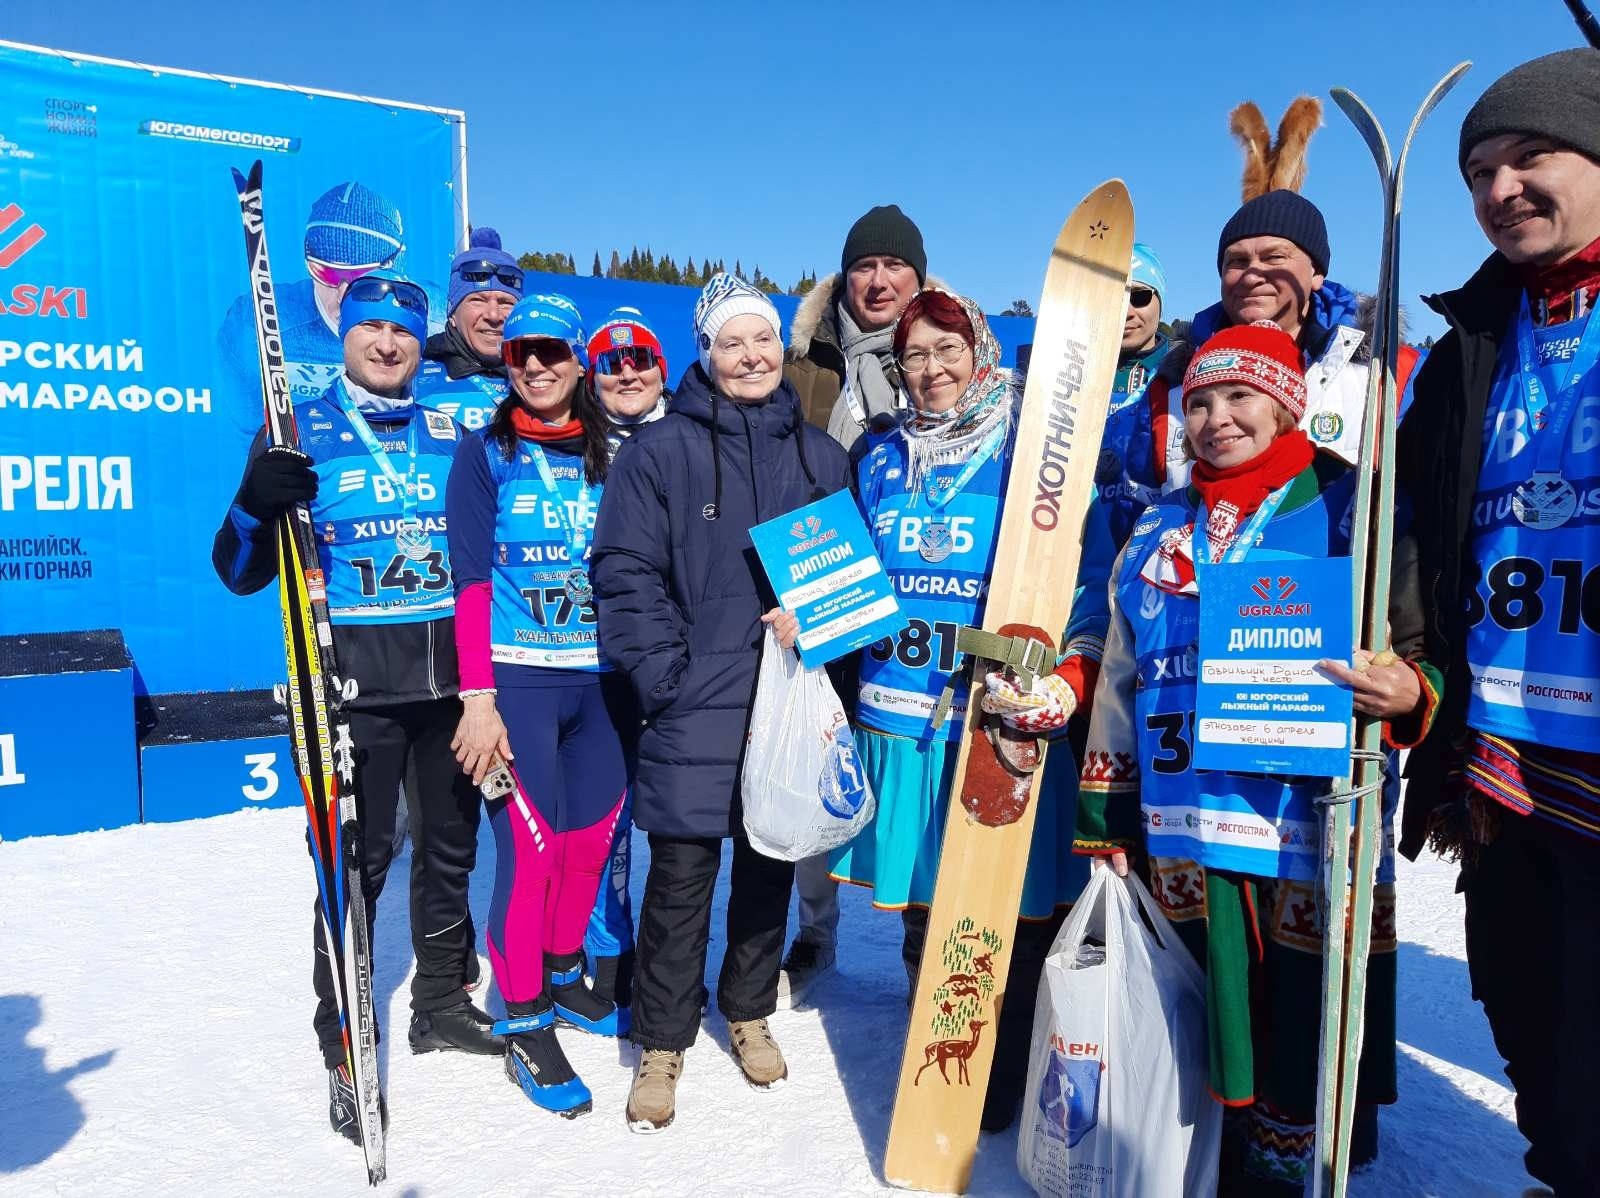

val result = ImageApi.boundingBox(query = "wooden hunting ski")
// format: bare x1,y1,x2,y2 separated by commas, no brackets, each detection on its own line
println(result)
1312,63,1469,1198
883,180,1133,1194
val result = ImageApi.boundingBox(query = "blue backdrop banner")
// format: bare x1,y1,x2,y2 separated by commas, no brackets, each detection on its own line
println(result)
514,271,1036,400
0,41,463,696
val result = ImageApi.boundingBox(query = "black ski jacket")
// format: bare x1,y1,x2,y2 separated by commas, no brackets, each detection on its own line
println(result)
1390,252,1522,858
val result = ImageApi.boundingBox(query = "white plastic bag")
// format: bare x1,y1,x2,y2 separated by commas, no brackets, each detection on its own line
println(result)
741,629,876,861
1017,866,1221,1197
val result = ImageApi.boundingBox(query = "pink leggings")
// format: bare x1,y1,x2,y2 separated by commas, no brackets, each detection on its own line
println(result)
486,782,626,1004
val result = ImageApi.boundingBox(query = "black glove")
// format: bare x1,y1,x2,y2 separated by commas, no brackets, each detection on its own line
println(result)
240,446,318,521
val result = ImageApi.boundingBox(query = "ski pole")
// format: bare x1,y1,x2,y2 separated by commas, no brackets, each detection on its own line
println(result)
1564,0,1600,48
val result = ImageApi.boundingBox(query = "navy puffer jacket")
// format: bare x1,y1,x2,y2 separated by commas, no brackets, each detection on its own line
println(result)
591,363,851,838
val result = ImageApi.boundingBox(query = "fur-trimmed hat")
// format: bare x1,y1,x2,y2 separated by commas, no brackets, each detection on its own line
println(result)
1216,98,1330,274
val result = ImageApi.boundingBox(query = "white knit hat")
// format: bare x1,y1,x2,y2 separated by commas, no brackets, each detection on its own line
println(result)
693,273,782,370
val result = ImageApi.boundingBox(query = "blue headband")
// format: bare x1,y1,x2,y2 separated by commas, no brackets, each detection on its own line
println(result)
339,271,429,344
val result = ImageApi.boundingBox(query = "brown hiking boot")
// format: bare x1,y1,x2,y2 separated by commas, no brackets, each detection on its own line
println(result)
626,1049,684,1133
728,1018,788,1089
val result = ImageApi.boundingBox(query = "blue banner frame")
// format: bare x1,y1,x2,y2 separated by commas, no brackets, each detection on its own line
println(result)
0,41,463,696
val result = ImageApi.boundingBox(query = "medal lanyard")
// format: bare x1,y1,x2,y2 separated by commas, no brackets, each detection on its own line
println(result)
467,372,505,400
915,420,1009,512
1191,480,1293,567
1515,293,1600,472
526,444,600,566
333,381,419,525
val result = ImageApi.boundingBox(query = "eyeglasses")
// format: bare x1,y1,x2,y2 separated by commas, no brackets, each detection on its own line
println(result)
307,256,396,289
897,341,969,374
456,259,524,290
1127,287,1157,310
504,338,575,369
594,346,662,376
342,275,429,318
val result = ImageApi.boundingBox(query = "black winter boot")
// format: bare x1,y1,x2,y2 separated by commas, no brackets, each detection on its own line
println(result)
408,1000,501,1056
547,950,624,1036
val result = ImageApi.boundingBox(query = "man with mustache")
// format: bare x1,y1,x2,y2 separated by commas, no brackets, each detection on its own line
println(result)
1391,49,1600,1198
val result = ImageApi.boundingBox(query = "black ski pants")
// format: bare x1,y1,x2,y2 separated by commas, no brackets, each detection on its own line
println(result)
312,697,481,1067
631,834,794,1052
1463,813,1600,1198
901,905,1066,1131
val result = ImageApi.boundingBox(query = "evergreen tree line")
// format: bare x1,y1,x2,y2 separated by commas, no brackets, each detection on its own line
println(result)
517,246,821,297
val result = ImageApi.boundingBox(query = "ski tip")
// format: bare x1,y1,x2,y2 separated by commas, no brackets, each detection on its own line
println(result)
1328,86,1378,125
231,160,264,194
1065,178,1133,230
1079,177,1129,204
1436,61,1473,96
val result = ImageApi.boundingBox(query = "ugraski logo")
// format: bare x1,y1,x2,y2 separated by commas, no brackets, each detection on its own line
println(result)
1251,575,1298,602
0,201,46,269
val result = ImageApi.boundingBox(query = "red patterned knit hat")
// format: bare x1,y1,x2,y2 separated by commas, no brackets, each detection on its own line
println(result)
1182,319,1307,420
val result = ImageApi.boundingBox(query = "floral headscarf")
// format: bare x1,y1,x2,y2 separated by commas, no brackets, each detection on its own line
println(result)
898,290,1017,497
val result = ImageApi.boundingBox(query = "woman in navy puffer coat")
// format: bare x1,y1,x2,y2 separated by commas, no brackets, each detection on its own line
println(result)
591,274,850,1128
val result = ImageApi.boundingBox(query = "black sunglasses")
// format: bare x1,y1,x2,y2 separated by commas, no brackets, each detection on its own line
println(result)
457,260,524,290
1128,287,1157,310
504,338,574,368
343,275,428,316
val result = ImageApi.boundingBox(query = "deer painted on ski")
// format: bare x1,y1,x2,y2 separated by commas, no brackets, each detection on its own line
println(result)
912,1020,988,1087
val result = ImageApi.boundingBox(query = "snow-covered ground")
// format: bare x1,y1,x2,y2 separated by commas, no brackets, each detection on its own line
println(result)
0,808,1536,1197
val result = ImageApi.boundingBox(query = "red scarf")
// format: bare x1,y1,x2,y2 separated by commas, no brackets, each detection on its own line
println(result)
1189,430,1313,561
1520,235,1600,325
510,406,584,444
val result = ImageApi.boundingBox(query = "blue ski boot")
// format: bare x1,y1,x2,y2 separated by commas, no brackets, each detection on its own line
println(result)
547,950,627,1036
494,999,592,1119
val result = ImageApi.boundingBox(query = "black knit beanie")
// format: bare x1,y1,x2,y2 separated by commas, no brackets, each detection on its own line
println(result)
1215,190,1331,276
840,204,927,283
1458,48,1600,180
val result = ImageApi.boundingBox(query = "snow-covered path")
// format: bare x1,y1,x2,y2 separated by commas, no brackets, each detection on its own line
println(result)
0,808,1535,1196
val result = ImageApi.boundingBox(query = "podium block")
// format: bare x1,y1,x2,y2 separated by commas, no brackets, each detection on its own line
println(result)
0,630,140,839
138,690,298,823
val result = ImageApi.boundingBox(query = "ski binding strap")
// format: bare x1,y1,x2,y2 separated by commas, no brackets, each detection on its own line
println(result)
493,1011,554,1036
928,627,1055,731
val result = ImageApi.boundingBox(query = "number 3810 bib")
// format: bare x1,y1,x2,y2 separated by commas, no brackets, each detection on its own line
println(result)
1466,309,1600,750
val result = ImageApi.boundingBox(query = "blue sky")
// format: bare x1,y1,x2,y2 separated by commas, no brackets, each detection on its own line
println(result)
7,0,1587,338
